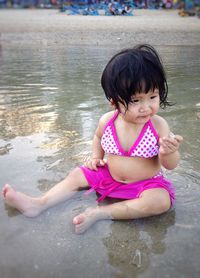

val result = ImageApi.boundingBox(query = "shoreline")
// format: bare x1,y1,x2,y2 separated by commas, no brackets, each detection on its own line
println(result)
0,9,200,46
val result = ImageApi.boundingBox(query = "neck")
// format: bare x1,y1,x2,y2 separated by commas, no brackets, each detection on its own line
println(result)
118,113,144,129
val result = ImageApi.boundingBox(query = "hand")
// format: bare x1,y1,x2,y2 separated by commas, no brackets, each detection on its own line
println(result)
84,158,107,171
159,134,183,156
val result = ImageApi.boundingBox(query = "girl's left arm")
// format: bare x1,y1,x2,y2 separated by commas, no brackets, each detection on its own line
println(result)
154,116,183,170
159,134,183,170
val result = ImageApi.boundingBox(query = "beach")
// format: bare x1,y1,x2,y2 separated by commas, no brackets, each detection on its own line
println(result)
0,9,200,46
0,8,200,278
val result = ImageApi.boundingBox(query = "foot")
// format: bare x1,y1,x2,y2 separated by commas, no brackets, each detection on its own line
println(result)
2,184,43,217
73,207,111,234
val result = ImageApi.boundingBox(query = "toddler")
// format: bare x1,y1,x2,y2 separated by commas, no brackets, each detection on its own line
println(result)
2,44,183,234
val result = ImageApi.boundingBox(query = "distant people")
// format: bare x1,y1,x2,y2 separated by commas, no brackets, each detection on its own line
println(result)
162,0,173,9
108,2,119,15
121,4,132,15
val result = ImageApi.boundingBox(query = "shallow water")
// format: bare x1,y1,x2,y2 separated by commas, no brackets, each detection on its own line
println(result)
0,40,200,278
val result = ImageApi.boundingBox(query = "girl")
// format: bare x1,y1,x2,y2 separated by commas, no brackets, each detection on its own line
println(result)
2,44,183,234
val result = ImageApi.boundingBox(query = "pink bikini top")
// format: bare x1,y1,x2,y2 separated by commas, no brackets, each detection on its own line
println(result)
101,111,159,158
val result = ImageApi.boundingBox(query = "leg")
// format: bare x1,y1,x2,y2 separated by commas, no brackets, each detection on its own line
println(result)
2,168,88,217
73,188,171,234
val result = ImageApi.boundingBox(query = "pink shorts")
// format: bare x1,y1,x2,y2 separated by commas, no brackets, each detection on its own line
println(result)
80,165,175,205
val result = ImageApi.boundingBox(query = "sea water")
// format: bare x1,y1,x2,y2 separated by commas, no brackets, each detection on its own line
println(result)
0,42,199,278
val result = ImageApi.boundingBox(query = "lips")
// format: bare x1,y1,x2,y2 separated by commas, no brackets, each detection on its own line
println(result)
139,114,149,118
137,115,150,122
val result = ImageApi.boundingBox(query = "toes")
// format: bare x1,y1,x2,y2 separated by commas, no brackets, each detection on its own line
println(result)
2,184,12,198
73,214,88,234
73,208,101,234
73,214,85,225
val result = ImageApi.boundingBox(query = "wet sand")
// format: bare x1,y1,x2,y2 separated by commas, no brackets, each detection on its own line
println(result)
0,8,200,278
0,9,200,46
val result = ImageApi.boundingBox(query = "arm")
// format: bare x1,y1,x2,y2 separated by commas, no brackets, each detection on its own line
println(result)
153,116,183,170
91,132,104,160
87,127,106,170
85,112,113,170
159,133,183,170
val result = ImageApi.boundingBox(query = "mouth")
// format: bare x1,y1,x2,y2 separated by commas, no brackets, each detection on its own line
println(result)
137,115,151,121
139,114,150,118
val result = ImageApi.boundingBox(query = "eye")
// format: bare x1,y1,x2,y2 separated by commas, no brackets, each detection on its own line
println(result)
150,95,158,100
132,99,139,103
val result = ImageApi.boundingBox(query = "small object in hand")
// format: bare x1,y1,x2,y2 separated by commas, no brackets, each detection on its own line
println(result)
169,132,176,139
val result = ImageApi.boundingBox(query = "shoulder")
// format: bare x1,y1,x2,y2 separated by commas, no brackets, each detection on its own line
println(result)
151,115,170,137
99,110,116,126
96,110,116,137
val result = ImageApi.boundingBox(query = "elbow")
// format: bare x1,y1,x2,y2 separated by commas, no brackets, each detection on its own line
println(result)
163,163,178,170
161,159,179,170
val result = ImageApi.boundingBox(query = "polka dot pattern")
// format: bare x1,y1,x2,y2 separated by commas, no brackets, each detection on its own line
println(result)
130,126,159,158
101,122,159,158
101,126,123,155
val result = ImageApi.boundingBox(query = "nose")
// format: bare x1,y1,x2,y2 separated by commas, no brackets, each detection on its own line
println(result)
139,102,149,113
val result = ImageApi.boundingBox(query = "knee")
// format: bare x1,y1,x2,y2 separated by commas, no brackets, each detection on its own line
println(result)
142,199,171,216
156,201,170,215
161,198,171,212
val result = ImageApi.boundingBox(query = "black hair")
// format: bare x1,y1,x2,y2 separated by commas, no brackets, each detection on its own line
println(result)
101,44,170,110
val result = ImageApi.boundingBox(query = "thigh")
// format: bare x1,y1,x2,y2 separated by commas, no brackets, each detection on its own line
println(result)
95,188,171,220
67,167,89,190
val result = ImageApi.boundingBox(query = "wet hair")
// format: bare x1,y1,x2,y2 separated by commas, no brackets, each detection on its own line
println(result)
101,44,170,110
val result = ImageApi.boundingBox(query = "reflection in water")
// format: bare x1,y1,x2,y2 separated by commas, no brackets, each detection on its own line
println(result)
103,211,175,277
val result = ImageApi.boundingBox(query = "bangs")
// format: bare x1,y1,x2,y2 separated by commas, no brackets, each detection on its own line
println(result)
115,56,166,109
101,45,170,110
133,66,165,95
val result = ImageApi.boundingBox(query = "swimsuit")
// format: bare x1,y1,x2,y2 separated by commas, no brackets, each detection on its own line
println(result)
80,111,175,205
81,165,175,205
101,111,159,158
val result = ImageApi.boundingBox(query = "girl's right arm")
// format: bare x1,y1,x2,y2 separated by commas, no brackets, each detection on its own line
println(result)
84,111,114,171
85,129,106,171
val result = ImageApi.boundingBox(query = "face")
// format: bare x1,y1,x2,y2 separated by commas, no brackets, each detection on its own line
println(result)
118,89,160,124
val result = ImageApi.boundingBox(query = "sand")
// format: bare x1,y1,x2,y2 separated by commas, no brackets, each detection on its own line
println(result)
0,9,200,46
0,8,200,278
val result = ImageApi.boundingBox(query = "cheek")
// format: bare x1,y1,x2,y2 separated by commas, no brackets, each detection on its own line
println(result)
126,108,138,118
128,104,138,113
152,100,160,110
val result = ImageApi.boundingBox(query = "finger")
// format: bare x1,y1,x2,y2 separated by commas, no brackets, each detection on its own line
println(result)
159,138,169,148
99,159,106,166
159,140,175,154
174,135,183,143
161,145,174,154
163,140,178,152
168,133,183,144
162,137,179,147
92,161,98,171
